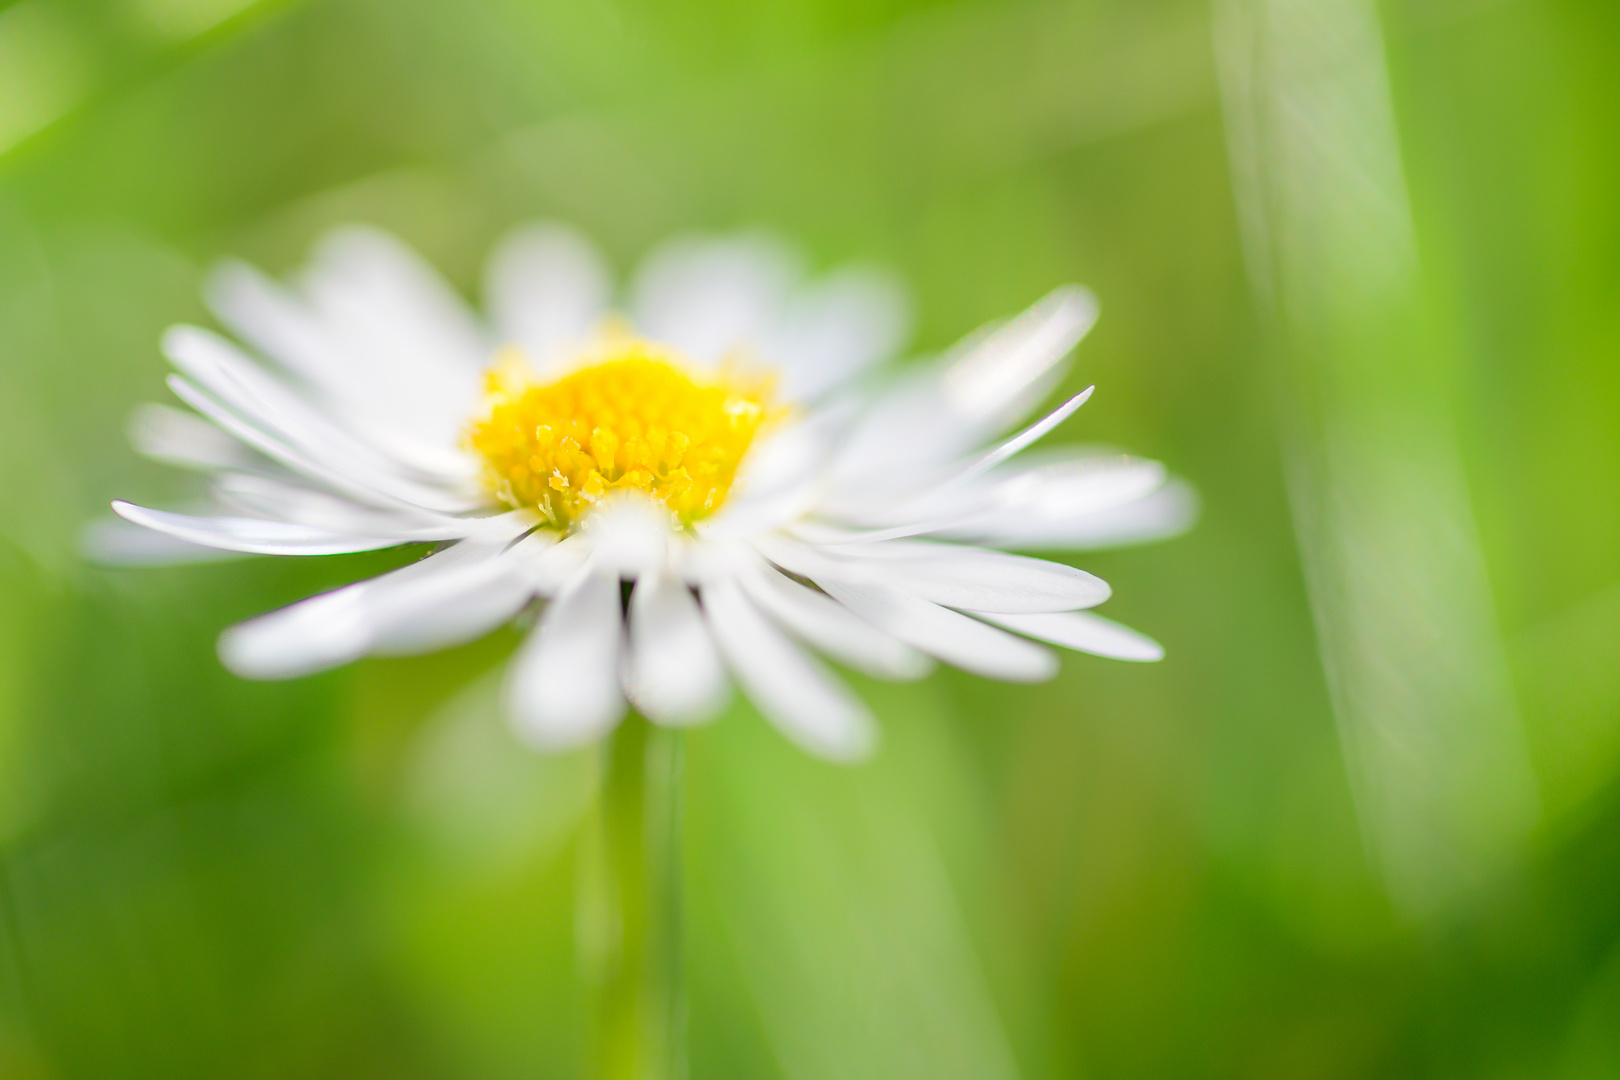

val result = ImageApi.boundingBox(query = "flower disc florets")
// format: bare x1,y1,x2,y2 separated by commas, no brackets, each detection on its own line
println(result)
468,336,773,530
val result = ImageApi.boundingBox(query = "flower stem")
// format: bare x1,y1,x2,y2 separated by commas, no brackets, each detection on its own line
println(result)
584,714,685,1080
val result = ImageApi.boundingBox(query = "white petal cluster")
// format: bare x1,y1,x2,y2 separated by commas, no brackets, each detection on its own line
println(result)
97,224,1195,760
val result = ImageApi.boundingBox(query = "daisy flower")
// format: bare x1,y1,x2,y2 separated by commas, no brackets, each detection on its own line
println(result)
97,225,1194,760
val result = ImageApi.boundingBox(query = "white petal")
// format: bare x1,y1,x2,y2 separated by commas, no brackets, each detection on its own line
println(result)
697,419,830,541
164,325,393,470
163,327,479,510
584,493,670,577
81,516,248,566
163,374,381,504
977,610,1163,661
221,579,371,677
937,452,1168,536
821,540,1110,613
763,266,910,400
624,573,729,725
757,533,1108,613
207,242,485,471
207,260,346,389
368,565,536,656
814,579,1058,682
300,226,489,378
111,501,415,556
964,480,1199,550
484,222,611,373
516,530,596,594
457,508,550,544
128,402,264,472
944,387,1093,488
817,448,1168,536
819,389,1096,533
735,419,830,493
939,285,1097,422
816,367,974,506
629,233,801,363
165,375,478,516
819,287,1098,503
737,561,931,680
210,472,460,539
702,576,876,761
218,540,537,678
506,569,626,749
987,452,1168,517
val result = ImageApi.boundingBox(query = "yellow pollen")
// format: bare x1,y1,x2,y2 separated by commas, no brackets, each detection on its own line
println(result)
467,339,773,530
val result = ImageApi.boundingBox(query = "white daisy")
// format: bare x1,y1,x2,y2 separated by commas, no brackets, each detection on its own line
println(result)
97,224,1195,760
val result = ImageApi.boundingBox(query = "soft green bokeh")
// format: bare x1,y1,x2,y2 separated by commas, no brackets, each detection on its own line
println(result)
0,0,1617,1075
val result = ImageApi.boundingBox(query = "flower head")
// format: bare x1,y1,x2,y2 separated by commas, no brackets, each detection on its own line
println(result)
96,224,1195,760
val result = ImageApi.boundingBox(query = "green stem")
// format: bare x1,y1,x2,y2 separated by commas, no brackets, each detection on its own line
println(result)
583,714,685,1080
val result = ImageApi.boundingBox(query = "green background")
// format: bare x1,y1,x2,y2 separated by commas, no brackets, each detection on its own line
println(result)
2,0,1618,1075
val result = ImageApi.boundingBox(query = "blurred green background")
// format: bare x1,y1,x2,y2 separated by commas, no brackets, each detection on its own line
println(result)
2,0,1619,1075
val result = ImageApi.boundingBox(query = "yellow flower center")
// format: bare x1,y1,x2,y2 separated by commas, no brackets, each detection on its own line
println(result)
468,337,773,530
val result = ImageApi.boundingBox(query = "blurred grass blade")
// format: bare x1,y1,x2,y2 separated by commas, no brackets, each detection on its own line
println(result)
690,698,1021,1080
1214,0,1539,917
0,1,86,156
130,0,266,43
1511,579,1620,822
